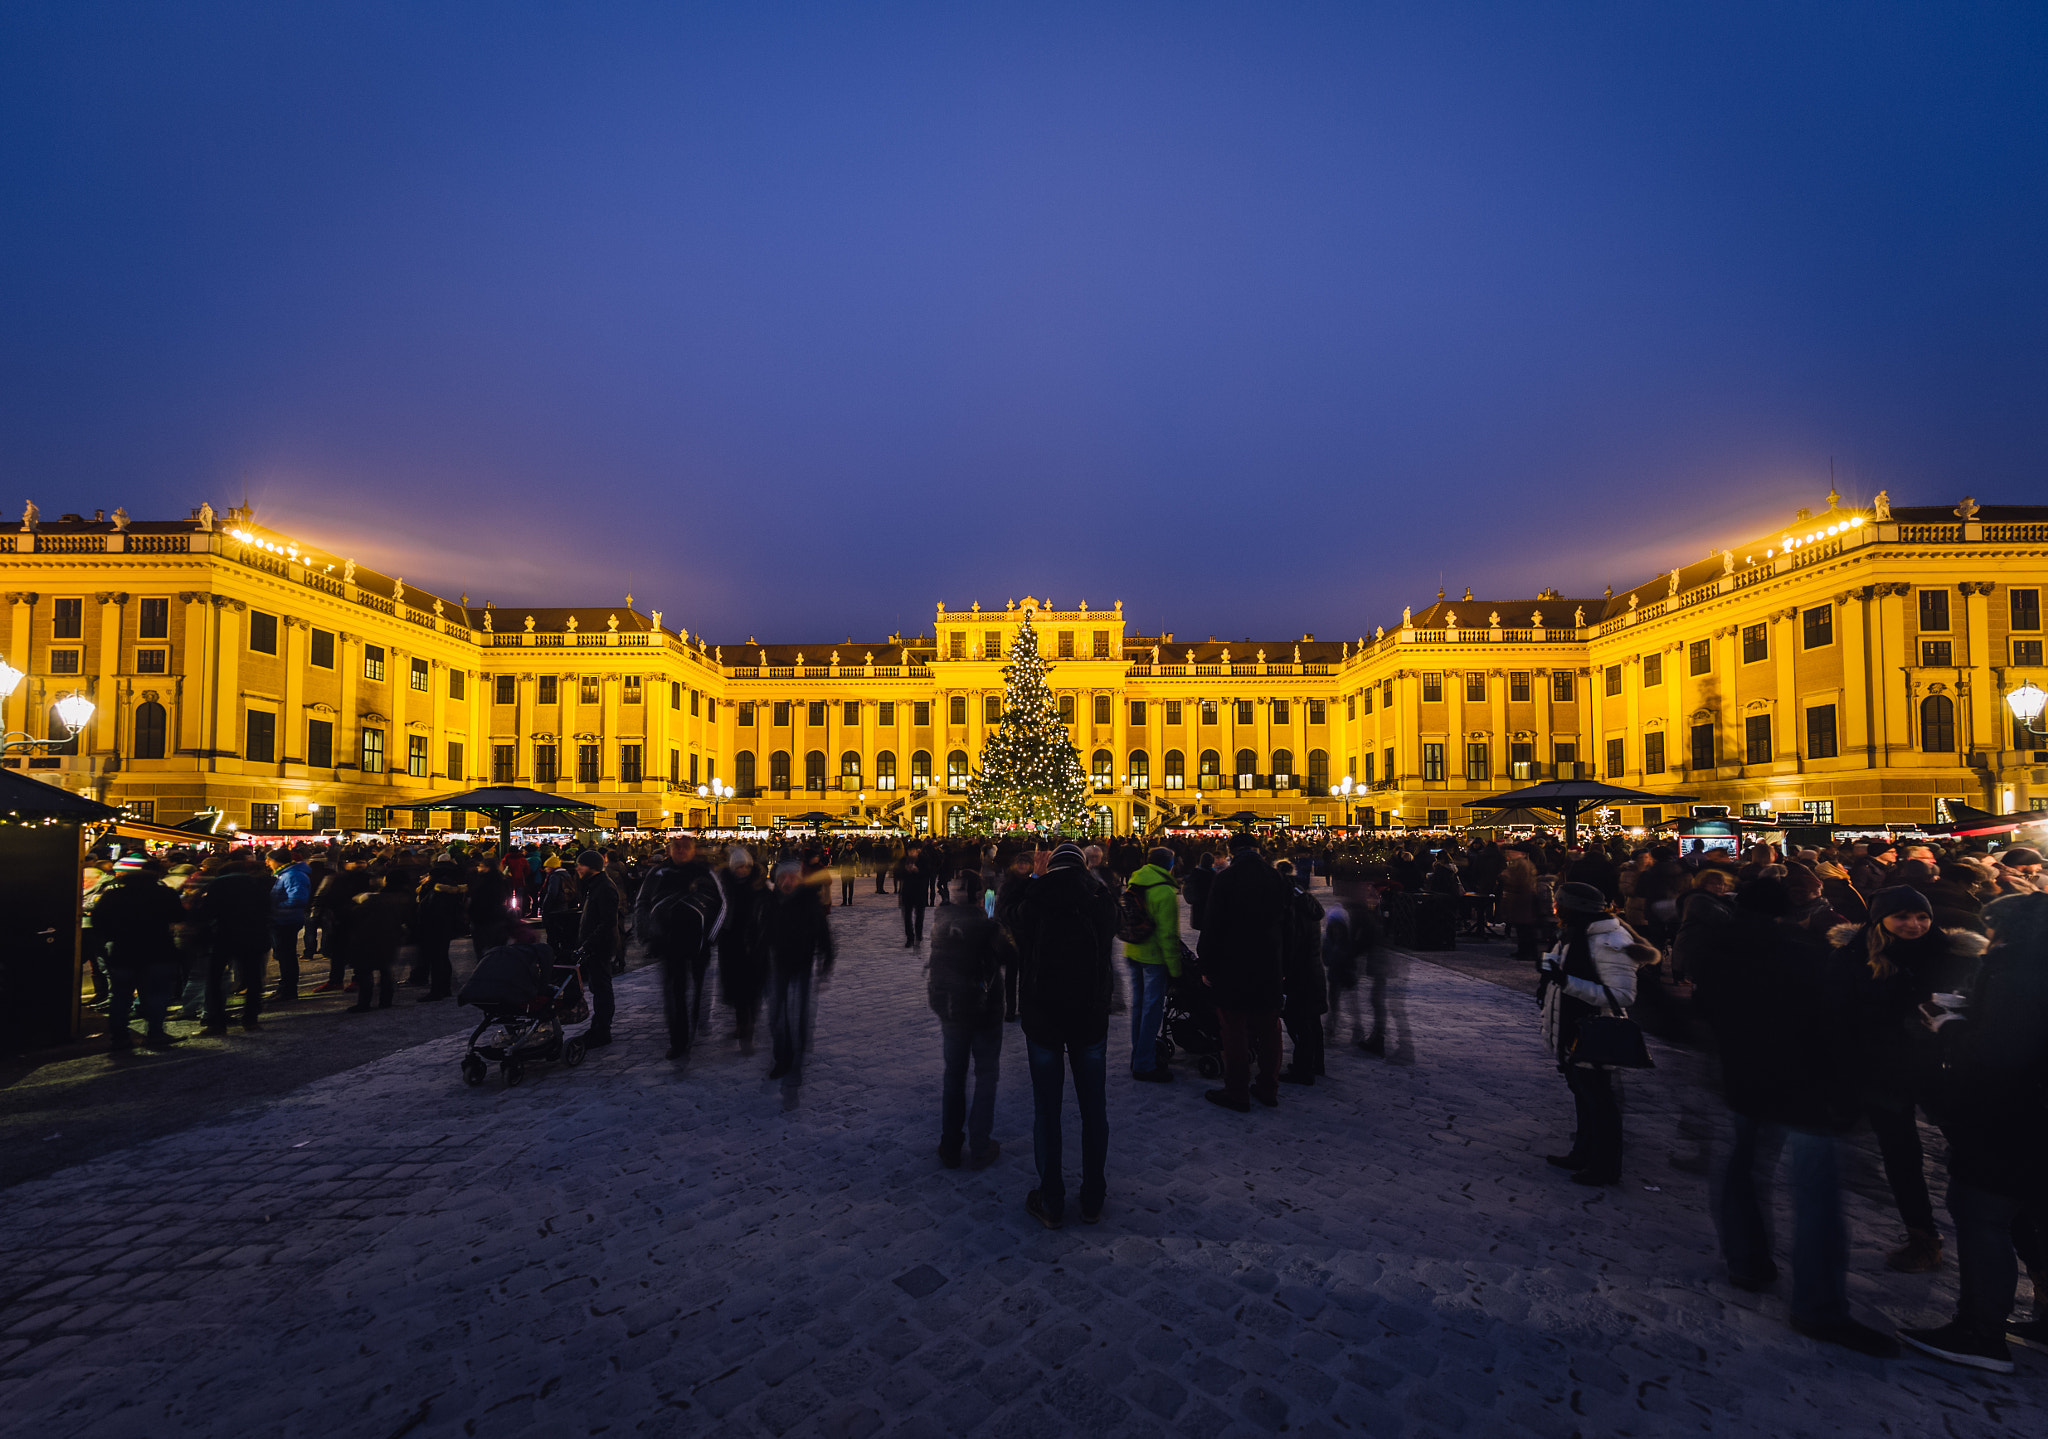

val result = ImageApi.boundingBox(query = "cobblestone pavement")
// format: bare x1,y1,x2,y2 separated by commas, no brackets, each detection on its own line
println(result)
1,895,2042,1439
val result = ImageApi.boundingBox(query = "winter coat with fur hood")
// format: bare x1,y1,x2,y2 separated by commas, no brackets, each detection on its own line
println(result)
1828,920,1987,1105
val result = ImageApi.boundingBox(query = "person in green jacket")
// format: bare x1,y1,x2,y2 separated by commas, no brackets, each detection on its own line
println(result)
1125,847,1183,1081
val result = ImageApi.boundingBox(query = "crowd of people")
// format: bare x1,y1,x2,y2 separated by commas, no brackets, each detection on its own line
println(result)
73,821,2046,1373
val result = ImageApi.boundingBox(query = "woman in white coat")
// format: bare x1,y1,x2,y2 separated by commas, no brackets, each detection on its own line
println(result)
1539,881,1656,1185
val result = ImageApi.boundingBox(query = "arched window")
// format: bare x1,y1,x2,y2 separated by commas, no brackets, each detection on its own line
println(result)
1128,750,1150,791
734,750,757,794
1307,748,1329,793
1093,805,1114,839
132,700,167,760
1091,749,1113,790
840,750,862,788
804,750,827,791
947,750,971,791
1198,749,1220,789
875,750,897,790
1162,749,1184,790
1271,749,1293,788
1920,694,1956,753
769,750,792,790
911,750,933,788
946,804,967,836
1235,748,1257,789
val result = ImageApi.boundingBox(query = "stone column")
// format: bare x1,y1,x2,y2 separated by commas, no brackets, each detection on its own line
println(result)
93,593,125,757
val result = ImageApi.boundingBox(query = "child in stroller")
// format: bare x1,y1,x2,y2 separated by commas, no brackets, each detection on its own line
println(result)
457,938,591,1087
1159,941,1223,1079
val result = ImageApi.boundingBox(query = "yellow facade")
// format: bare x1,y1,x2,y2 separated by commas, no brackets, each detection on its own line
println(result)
3,495,2044,835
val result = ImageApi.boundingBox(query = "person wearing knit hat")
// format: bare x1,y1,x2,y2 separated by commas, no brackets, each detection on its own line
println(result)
1995,847,2043,896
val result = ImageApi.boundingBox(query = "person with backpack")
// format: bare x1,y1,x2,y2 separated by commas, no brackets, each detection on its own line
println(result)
1197,833,1294,1112
1276,860,1329,1085
1013,842,1120,1228
929,869,1012,1168
634,835,726,1061
1120,846,1182,1082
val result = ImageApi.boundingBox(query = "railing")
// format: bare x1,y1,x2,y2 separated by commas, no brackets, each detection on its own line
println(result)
804,666,829,677
1984,523,2048,542
1732,564,1772,590
619,633,648,645
356,592,395,614
908,666,932,678
1127,664,1152,676
1158,665,1187,675
302,570,343,595
406,608,435,627
239,549,287,576
445,625,471,643
1410,630,1446,643
574,632,606,645
492,633,524,646
1303,663,1329,674
1266,664,1294,675
1676,584,1716,608
871,666,899,677
1788,536,1842,568
729,667,759,678
1231,664,1258,675
1900,523,1960,543
767,666,795,677
1195,664,1221,675
39,533,108,553
1500,629,1531,642
537,633,564,646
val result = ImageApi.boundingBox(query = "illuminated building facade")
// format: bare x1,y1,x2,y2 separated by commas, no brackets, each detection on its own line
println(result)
3,494,2044,835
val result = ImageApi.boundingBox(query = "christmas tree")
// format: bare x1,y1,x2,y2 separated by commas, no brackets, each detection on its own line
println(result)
967,614,1094,833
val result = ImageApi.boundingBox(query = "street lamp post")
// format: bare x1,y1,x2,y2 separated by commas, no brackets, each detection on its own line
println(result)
1329,776,1360,829
696,782,735,829
0,660,95,754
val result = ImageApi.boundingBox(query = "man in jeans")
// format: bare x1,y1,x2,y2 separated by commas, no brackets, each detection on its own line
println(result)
1198,832,1292,1112
929,870,1010,1168
1122,847,1181,1081
1013,842,1119,1228
266,846,312,1003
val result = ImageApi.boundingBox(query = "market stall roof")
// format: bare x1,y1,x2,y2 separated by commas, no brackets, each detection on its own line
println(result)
100,816,232,847
415,786,603,849
1462,780,1697,845
1921,803,2048,838
0,769,120,822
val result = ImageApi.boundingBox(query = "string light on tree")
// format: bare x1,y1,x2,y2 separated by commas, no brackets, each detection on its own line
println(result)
966,614,1092,834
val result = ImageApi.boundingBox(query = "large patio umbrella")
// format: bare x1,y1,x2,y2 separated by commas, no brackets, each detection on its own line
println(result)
1466,806,1563,830
1462,780,1696,847
416,786,602,852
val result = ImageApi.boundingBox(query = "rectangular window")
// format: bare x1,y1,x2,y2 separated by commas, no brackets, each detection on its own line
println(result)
494,674,515,705
691,689,702,717
731,701,753,728
1744,714,1772,766
1361,687,1373,715
671,681,681,709
1509,672,1530,702
912,701,929,726
1382,679,1394,707
1467,673,1488,703
139,597,170,639
449,668,465,701
949,695,967,725
1642,806,1663,826
1308,699,1325,725
1921,640,1953,667
623,676,642,704
1234,700,1253,725
307,627,334,668
669,749,680,784
1427,809,1449,827
491,743,514,782
1361,753,1375,783
2014,638,2045,666
1093,630,1110,658
620,744,643,783
538,676,558,705
1802,604,1833,649
1201,700,1218,725
774,701,791,727
1603,665,1621,697
363,645,385,682
1059,695,1076,724
246,709,276,763
251,803,279,831
1642,652,1662,687
361,727,385,772
2013,589,2042,631
1689,722,1715,772
844,700,860,726
690,753,700,784
52,597,82,639
1606,736,1625,777
136,648,167,674
248,611,278,655
308,719,334,769
1742,624,1768,664
876,701,892,726
1552,671,1575,702
809,701,826,726
1806,704,1839,760
1418,673,1447,704
364,807,388,831
1383,746,1395,782
1129,700,1146,726
1058,631,1075,658
582,676,601,705
447,742,463,781
410,657,429,692
47,646,77,673
1644,730,1665,775
121,799,155,823
614,810,639,831
1422,743,1445,781
1464,743,1489,782
577,744,601,783
985,630,1002,658
1554,742,1577,768
1094,694,1112,725
1166,700,1182,726
534,744,558,784
1509,741,1532,778
407,733,428,777
1919,589,1950,632
948,631,966,660
1270,699,1288,725
1689,639,1711,675
1347,695,1356,721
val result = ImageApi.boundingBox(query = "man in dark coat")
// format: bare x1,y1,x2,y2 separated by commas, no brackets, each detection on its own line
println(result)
95,855,188,1048
896,842,931,946
413,860,468,1003
200,854,275,1033
635,835,725,1061
759,860,835,1079
929,869,1011,1168
574,850,622,1046
1197,833,1293,1111
1185,851,1218,931
1012,842,1118,1228
1276,860,1329,1085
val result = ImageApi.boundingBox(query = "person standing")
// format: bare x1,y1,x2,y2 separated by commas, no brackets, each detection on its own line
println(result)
1277,860,1329,1085
467,855,515,957
266,846,312,1003
1013,842,1119,1227
896,842,930,947
202,853,274,1033
635,835,725,1061
1535,882,1648,1185
760,859,835,1079
574,850,622,1047
94,854,187,1048
717,847,767,1053
1185,850,1218,932
1121,847,1181,1082
929,869,1009,1168
413,860,468,1003
1198,833,1292,1113
344,872,408,1011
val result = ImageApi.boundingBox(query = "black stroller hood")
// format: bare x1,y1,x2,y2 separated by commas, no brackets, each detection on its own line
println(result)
458,942,556,1008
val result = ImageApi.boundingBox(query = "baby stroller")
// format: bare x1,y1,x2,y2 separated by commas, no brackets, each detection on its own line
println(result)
1160,941,1223,1079
457,941,591,1087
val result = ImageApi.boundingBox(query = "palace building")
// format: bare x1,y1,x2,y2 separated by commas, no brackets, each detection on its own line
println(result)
3,493,2045,836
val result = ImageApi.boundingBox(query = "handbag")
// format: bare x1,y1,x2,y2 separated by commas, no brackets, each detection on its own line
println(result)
1567,985,1654,1069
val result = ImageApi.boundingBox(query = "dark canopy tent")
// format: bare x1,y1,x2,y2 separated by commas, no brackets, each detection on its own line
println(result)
415,786,602,852
1922,802,2048,839
0,772,120,1050
1463,780,1697,847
